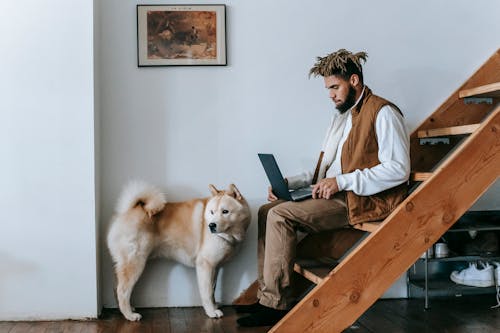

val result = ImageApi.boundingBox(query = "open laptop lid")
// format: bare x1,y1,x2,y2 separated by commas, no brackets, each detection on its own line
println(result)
258,153,292,201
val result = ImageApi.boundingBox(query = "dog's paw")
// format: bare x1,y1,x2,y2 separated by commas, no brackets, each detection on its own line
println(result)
125,312,142,321
206,309,224,318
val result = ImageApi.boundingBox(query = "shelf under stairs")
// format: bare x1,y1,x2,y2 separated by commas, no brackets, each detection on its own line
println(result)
236,49,500,332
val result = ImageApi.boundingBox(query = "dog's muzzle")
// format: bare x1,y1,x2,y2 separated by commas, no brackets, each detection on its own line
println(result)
209,222,217,233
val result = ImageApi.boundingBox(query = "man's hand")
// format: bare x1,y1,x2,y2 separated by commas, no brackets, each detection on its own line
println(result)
312,177,339,199
267,186,278,202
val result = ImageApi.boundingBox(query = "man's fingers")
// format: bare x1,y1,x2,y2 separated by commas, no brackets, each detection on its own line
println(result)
312,184,319,199
267,186,277,201
311,179,339,200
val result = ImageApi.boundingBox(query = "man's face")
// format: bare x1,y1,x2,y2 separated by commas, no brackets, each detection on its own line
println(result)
324,75,357,114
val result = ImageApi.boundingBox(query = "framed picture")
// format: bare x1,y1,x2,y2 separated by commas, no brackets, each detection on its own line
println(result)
137,4,226,67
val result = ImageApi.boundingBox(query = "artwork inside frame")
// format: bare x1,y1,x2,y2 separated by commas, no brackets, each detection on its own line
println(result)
137,4,226,67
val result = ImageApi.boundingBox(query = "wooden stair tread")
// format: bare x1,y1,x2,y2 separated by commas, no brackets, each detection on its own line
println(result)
417,124,480,138
293,259,337,284
459,82,500,98
411,172,432,181
352,222,380,232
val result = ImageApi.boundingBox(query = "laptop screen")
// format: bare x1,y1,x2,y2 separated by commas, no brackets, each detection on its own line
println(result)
258,153,292,201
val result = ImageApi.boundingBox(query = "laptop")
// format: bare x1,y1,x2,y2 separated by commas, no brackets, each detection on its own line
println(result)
258,153,313,201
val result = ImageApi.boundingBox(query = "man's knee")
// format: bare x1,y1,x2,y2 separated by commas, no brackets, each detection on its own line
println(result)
267,206,294,230
267,202,294,222
258,201,283,224
267,206,281,221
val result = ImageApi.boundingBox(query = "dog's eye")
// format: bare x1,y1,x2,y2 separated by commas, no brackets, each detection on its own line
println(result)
222,209,229,214
210,210,214,215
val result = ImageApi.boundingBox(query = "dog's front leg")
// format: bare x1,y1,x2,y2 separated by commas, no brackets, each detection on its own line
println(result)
196,258,223,318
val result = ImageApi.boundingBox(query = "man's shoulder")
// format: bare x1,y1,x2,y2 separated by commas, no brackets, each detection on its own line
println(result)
366,93,402,116
366,91,391,104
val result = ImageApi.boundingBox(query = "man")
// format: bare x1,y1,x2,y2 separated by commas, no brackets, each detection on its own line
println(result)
236,49,410,327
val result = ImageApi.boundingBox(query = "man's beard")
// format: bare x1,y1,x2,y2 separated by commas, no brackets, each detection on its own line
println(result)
336,85,356,114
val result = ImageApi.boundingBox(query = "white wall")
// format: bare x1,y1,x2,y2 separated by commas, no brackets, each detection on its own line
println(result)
0,0,98,320
98,0,500,308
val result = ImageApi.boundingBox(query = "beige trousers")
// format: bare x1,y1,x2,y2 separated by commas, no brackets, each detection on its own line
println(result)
256,193,349,310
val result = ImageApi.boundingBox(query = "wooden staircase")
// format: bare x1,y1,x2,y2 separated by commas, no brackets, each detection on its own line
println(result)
236,49,500,332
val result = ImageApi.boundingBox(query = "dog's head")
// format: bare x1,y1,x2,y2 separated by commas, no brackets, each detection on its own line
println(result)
204,184,251,243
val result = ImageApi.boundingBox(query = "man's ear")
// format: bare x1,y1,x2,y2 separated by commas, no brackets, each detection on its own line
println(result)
350,74,360,87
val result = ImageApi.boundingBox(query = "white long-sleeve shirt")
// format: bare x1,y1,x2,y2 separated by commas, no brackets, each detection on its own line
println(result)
287,100,410,196
330,105,410,195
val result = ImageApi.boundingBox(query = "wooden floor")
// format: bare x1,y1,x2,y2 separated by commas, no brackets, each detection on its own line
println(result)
1,295,500,332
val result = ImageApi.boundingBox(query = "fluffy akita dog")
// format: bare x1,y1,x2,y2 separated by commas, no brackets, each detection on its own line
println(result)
107,181,251,320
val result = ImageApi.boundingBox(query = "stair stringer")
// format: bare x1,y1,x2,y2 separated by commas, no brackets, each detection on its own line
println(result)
270,106,500,333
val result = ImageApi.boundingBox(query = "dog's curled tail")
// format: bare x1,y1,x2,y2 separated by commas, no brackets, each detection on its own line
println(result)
115,180,167,218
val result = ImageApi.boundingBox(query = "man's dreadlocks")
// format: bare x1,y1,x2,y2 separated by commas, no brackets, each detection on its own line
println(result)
309,49,368,83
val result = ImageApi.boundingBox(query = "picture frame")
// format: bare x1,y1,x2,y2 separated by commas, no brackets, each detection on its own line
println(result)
137,4,226,67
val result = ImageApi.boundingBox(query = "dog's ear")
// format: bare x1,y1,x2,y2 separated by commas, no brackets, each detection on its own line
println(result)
209,184,220,196
227,184,243,200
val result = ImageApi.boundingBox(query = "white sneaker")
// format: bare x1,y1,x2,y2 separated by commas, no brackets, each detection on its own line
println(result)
450,262,495,287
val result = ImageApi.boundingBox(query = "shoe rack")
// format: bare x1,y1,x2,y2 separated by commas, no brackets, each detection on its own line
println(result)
408,210,500,309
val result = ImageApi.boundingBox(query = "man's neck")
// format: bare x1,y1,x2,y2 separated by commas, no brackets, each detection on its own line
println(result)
350,85,366,112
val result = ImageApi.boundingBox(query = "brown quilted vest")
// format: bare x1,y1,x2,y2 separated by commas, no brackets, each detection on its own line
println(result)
341,87,408,225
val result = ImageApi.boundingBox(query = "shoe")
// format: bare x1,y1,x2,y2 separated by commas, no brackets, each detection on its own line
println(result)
237,305,288,327
234,302,267,314
450,262,495,287
463,232,499,256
